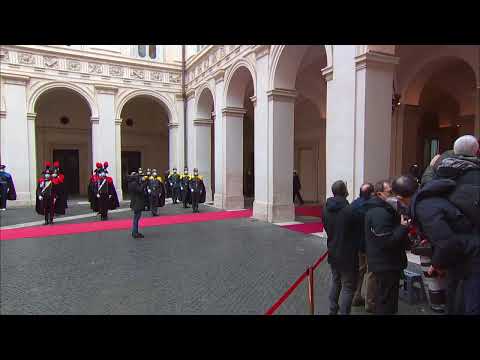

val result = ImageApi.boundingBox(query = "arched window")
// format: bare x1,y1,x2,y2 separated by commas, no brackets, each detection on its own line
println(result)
138,45,146,58
149,45,156,59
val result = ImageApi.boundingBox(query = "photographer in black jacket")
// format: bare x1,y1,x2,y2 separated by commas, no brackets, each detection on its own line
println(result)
365,175,418,314
127,171,147,238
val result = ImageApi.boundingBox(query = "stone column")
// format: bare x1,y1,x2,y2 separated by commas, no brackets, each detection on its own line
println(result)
194,117,213,202
252,46,270,221
354,51,399,187
322,45,357,202
114,118,123,201
222,107,246,209
213,70,225,208
266,89,297,223
27,112,37,202
174,93,185,170
390,104,406,177
2,74,31,205
94,85,118,190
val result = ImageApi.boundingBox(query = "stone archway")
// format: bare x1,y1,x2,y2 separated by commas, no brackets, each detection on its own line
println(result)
194,86,215,202
34,87,93,197
258,45,328,222
221,64,255,210
119,94,170,196
392,46,478,176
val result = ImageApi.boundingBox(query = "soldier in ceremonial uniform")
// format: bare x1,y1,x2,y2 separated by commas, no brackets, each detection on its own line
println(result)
88,162,102,210
52,161,68,209
35,162,66,224
168,168,181,204
147,169,166,216
164,170,172,199
92,162,119,220
0,164,17,211
189,168,206,213
180,166,191,208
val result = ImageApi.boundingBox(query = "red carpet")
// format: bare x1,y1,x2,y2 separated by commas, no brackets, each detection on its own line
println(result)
0,209,253,241
295,205,322,218
282,222,324,234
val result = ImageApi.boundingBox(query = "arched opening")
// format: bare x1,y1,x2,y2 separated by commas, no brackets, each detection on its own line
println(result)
35,87,93,198
195,87,215,202
394,46,477,174
224,65,255,209
120,95,169,196
274,45,328,206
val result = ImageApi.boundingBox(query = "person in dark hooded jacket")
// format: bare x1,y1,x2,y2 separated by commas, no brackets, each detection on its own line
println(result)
322,180,354,314
364,176,417,314
412,135,480,314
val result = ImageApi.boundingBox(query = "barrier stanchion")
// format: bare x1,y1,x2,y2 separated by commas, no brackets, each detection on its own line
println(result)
307,267,314,315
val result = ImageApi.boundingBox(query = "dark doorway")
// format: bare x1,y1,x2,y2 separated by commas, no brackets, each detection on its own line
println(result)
53,149,80,195
121,151,141,194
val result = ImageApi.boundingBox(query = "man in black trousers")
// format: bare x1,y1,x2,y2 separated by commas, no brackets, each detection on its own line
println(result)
128,171,147,238
293,170,304,205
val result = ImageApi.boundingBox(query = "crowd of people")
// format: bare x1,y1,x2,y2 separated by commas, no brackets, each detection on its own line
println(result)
322,134,480,315
126,166,205,238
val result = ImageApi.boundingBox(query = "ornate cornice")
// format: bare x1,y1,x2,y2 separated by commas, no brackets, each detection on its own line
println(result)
222,107,247,117
267,89,297,102
355,51,399,71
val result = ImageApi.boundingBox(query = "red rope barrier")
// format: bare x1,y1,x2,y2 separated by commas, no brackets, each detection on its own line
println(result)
265,251,329,315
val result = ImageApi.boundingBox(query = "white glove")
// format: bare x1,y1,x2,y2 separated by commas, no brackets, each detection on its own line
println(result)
148,189,152,194
191,189,194,192
109,195,112,199
38,196,43,201
97,194,100,198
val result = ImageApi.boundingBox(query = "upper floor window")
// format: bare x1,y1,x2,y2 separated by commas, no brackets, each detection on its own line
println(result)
138,45,147,58
137,45,162,60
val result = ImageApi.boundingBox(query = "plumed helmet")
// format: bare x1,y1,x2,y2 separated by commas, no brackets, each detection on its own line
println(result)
96,162,102,169
103,161,109,169
0,164,5,170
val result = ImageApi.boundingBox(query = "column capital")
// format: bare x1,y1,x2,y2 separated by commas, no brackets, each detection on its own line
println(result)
211,111,216,120
267,89,297,102
0,110,6,120
254,45,270,59
250,95,257,106
186,89,195,100
355,51,399,71
168,122,180,129
321,65,334,82
222,107,247,118
90,116,100,124
2,73,29,85
193,118,214,126
94,85,118,95
175,92,184,101
27,112,37,121
115,118,122,125
213,70,225,84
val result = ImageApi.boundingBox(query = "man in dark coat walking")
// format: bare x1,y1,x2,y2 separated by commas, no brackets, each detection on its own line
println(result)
293,170,304,205
128,171,147,238
364,176,417,314
322,180,354,314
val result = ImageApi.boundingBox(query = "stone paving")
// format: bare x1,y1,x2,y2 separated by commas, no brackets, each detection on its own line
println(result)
1,203,433,315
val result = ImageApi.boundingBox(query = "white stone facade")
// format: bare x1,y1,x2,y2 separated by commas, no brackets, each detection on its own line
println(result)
1,45,479,223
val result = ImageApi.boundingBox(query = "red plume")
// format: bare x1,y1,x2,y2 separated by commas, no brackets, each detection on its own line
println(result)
53,161,60,167
103,161,109,168
45,161,51,168
96,162,102,169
